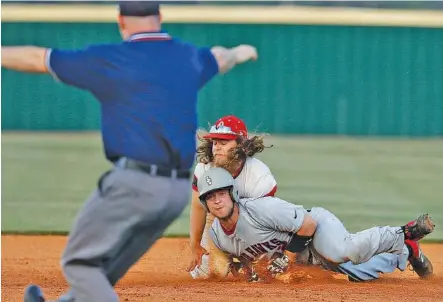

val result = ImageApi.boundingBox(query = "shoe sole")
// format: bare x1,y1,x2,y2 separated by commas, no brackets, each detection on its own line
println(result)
417,214,435,235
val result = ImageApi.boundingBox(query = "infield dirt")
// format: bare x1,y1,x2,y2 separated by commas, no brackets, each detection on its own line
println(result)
2,236,442,302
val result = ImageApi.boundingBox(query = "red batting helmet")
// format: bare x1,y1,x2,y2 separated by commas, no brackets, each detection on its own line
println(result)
203,115,248,140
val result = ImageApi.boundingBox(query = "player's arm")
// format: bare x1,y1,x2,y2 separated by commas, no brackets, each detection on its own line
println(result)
1,46,48,73
207,227,260,281
249,198,317,252
189,189,207,249
277,205,317,252
186,189,209,272
266,215,316,278
295,215,317,237
210,45,258,74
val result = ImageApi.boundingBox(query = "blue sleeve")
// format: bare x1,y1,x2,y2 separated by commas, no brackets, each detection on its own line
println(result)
46,46,103,91
197,47,219,89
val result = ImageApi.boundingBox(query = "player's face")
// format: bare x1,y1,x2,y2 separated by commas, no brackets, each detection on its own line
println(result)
205,189,235,219
212,139,238,167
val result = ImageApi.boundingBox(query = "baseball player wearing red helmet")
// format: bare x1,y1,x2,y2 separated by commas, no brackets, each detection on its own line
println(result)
187,116,435,283
186,115,278,278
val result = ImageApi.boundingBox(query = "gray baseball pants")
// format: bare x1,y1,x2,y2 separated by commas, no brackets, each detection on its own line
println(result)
309,207,405,264
55,164,190,302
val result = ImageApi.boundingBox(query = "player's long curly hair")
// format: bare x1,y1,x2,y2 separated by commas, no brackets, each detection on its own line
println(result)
196,132,273,165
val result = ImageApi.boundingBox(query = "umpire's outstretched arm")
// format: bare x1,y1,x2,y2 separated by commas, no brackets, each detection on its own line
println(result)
1,44,258,75
1,46,48,73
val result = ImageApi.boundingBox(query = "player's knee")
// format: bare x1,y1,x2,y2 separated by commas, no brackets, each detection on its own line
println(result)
344,241,365,264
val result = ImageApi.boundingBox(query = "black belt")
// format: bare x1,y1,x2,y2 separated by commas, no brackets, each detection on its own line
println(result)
116,158,191,179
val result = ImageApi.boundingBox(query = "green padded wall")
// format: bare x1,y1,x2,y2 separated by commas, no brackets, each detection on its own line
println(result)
2,22,442,136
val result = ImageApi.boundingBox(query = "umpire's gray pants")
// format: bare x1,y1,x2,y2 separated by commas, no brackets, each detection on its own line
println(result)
56,166,190,302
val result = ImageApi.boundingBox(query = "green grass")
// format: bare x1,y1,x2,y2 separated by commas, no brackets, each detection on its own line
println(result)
2,132,442,240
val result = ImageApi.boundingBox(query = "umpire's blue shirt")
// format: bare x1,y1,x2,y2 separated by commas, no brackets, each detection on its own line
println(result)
46,31,218,170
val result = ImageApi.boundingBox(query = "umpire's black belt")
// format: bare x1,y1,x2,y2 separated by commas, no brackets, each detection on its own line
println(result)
115,158,191,179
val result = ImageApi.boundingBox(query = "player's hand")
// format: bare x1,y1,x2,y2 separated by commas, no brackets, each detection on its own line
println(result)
248,271,262,283
267,253,290,277
228,257,244,277
228,257,262,282
186,245,209,272
234,45,258,64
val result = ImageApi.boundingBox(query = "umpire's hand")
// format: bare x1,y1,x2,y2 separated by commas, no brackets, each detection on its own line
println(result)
233,45,258,64
186,245,209,272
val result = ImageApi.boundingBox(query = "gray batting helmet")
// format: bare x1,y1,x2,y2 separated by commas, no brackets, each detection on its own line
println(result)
197,168,240,209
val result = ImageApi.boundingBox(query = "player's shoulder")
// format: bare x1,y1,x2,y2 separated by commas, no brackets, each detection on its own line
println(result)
237,196,280,229
193,162,211,178
240,196,304,227
244,157,272,175
239,196,278,212
241,196,298,216
241,157,275,188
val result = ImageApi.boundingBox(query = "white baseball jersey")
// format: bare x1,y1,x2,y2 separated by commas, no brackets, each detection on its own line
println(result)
192,157,277,198
209,196,307,262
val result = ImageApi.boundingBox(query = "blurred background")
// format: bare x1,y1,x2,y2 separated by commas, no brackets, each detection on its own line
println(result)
2,1,442,240
8,1,443,9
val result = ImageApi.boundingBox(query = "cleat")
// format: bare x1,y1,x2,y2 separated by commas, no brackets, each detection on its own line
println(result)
403,214,435,241
405,239,434,278
24,284,45,302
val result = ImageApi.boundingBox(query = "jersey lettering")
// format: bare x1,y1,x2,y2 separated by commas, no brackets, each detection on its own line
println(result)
240,239,288,260
245,247,258,257
252,243,267,254
261,241,276,250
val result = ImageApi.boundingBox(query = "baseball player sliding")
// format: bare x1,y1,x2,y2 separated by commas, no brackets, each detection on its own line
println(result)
197,167,435,282
187,116,433,282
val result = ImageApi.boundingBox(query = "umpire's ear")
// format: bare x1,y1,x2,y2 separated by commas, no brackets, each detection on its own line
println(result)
118,15,125,29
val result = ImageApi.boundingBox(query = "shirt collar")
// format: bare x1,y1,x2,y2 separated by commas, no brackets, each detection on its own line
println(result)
127,31,171,42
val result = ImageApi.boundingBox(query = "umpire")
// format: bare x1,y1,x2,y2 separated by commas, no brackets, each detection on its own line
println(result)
2,2,258,301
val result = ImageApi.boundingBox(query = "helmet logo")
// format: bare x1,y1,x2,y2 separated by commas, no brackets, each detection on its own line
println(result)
215,121,224,129
205,176,212,186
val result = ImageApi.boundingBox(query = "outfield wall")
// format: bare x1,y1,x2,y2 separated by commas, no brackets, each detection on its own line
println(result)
2,5,443,136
